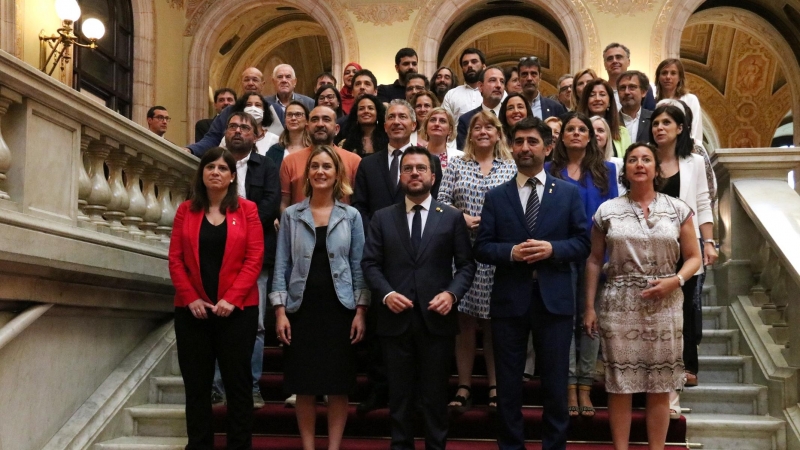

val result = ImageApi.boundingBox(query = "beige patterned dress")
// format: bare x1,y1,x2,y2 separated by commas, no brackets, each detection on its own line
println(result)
592,193,692,394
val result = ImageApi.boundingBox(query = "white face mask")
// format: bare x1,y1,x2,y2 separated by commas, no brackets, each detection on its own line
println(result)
243,106,264,122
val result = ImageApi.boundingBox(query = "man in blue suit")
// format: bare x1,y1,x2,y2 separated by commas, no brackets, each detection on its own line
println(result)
474,117,590,450
265,64,315,127
518,57,567,121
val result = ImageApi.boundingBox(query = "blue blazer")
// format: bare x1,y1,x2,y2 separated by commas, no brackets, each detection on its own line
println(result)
474,173,590,318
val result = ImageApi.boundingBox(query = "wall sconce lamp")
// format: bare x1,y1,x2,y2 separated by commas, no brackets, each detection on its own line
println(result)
39,0,105,76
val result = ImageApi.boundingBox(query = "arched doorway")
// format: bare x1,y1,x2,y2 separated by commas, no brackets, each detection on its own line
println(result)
184,0,358,141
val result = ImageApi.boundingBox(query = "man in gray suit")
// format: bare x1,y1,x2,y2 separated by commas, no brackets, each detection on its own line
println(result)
617,70,653,143
266,64,315,127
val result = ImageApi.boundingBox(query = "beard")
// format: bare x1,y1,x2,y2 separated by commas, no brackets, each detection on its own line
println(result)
463,70,480,84
310,130,334,145
226,136,254,155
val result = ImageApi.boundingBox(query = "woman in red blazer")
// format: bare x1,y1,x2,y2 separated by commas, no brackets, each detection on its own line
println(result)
168,146,264,450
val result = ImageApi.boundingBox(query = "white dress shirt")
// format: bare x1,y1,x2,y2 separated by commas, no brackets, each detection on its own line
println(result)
515,169,546,212
235,152,251,199
482,102,502,116
529,93,543,119
404,194,432,234
442,84,482,121
387,142,412,170
621,106,642,142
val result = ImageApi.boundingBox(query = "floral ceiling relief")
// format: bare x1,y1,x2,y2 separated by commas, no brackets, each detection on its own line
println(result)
588,0,658,16
340,0,423,26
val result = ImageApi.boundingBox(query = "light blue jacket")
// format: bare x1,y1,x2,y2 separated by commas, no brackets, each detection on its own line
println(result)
269,199,370,313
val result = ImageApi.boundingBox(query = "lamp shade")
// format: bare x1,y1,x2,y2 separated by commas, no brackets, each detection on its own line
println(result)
82,18,105,40
54,0,81,22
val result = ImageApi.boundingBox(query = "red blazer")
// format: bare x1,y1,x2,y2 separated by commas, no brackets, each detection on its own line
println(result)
168,198,264,308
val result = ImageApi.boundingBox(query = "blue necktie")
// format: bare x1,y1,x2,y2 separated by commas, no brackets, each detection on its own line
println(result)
411,204,423,253
525,178,539,234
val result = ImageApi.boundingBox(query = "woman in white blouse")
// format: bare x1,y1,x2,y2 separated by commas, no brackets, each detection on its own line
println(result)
655,59,703,146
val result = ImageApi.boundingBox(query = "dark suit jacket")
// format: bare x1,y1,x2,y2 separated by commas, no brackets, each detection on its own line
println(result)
623,108,653,143
266,93,315,127
245,152,281,268
539,96,567,120
194,117,213,143
643,86,656,111
456,105,484,150
351,148,443,230
474,173,590,318
361,199,476,336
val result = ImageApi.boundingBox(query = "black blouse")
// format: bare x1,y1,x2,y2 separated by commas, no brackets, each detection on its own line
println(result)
199,215,227,303
660,170,680,198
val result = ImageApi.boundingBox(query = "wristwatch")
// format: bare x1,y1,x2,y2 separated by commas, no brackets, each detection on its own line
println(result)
676,274,685,287
704,239,716,245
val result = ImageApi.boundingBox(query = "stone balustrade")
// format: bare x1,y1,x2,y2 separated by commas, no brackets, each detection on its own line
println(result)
0,50,196,254
713,147,800,423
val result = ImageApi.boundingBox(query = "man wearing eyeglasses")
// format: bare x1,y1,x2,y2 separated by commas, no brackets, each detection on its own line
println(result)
555,75,573,111
603,43,656,111
209,112,281,409
617,70,653,143
146,106,170,137
518,57,566,121
361,145,476,450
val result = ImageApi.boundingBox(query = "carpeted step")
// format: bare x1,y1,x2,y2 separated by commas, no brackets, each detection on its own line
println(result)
211,403,686,443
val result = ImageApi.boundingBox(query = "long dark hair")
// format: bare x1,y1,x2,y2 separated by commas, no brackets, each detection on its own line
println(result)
314,84,343,118
548,111,610,196
232,91,274,128
577,79,620,142
649,104,693,158
190,147,240,213
498,93,531,143
342,94,388,156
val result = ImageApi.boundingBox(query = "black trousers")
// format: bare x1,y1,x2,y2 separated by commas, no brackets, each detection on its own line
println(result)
492,282,573,450
360,301,388,395
381,311,455,450
175,306,258,450
681,275,700,374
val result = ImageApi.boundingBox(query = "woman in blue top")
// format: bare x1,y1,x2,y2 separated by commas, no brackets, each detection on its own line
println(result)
546,111,619,417
270,145,370,450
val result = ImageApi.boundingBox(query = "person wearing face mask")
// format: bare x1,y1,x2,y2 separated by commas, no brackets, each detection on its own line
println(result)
222,91,281,156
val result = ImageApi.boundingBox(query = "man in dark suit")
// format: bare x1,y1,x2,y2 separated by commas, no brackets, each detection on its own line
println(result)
211,111,281,408
194,88,236,143
456,65,506,149
603,43,657,111
350,99,443,414
474,117,590,450
266,63,315,127
617,70,653,143
519,57,567,121
362,146,476,450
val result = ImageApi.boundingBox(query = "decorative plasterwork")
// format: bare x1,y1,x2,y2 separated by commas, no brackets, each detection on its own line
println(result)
408,0,599,77
166,0,183,9
349,2,418,26
588,0,658,16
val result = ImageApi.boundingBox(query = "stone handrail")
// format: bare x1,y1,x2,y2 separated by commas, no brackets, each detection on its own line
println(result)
0,49,197,295
714,147,800,430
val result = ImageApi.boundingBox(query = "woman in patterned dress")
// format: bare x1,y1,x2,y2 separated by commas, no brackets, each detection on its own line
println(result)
438,110,517,412
584,143,701,450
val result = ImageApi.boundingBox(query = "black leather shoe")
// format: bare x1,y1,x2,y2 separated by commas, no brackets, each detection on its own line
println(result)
357,389,388,414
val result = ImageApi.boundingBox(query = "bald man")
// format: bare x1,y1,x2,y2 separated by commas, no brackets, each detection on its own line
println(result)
265,64,315,127
186,67,283,156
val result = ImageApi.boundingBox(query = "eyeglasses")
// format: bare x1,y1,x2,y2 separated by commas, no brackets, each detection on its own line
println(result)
318,94,337,102
559,85,573,92
286,112,306,119
153,115,171,122
401,164,429,174
618,84,642,92
226,123,253,132
519,56,539,63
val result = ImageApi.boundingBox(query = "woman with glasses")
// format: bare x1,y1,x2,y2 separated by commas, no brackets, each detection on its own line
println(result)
438,110,516,412
266,101,311,170
224,91,280,155
314,84,344,119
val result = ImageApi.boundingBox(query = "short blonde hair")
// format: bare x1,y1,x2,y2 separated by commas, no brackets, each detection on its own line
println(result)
303,145,353,200
590,115,615,160
462,110,513,162
421,107,456,142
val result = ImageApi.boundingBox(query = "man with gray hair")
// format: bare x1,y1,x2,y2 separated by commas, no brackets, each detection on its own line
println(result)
266,64,315,127
603,43,656,110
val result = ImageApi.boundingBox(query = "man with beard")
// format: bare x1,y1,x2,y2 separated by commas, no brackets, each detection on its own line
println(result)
617,70,653,142
475,117,589,450
432,66,458,103
456,66,507,149
361,145,476,450
279,106,361,210
518,57,566,121
442,48,486,121
378,48,419,103
351,100,445,414
211,112,281,408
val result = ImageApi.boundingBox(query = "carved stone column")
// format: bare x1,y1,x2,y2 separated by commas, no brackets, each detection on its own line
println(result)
140,165,163,241
84,137,117,228
77,127,99,224
155,171,176,244
102,147,131,234
121,153,149,238
0,87,22,201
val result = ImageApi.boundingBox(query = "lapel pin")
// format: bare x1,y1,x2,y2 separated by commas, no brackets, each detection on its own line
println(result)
549,189,553,193
232,219,236,226
436,207,443,212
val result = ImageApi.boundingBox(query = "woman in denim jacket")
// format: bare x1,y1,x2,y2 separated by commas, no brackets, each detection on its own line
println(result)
270,145,370,450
